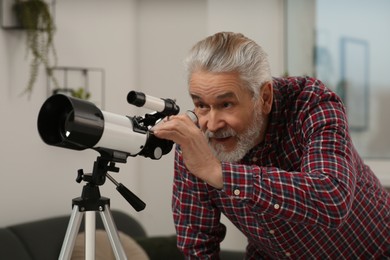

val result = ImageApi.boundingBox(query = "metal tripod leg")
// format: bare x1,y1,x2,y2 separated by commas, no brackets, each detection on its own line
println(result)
59,205,84,260
100,208,127,259
58,205,128,260
85,211,96,260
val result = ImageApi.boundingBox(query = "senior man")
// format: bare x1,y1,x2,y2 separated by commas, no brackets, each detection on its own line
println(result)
153,32,389,259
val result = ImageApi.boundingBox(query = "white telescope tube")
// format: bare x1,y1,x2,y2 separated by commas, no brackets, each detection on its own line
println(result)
94,111,147,156
142,94,166,112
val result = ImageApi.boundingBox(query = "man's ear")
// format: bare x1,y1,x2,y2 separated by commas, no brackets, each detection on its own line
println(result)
259,82,273,115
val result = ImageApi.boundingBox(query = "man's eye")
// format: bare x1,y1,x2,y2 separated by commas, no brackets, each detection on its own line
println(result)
223,102,233,108
196,103,208,110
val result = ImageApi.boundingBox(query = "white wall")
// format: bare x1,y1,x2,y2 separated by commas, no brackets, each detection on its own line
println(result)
0,0,285,252
286,0,316,76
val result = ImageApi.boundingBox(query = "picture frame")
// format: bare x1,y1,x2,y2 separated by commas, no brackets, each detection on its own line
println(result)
339,37,370,131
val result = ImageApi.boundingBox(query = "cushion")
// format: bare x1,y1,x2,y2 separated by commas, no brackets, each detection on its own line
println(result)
71,230,149,260
135,235,184,260
0,229,32,260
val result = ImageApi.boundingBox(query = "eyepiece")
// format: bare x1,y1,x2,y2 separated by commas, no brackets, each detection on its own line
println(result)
127,91,179,116
127,91,146,107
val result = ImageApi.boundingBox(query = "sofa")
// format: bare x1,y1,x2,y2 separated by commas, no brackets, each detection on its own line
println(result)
0,209,245,259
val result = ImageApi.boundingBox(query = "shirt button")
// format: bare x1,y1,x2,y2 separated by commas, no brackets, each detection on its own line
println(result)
233,189,240,196
285,252,291,257
269,230,275,235
274,204,280,210
252,157,258,162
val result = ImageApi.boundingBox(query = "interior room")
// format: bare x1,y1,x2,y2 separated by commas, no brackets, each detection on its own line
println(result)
0,0,389,258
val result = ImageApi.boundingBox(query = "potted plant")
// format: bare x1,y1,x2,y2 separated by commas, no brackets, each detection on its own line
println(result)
53,87,91,100
13,0,58,96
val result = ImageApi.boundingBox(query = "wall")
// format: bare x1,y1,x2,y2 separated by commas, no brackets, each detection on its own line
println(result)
286,0,316,76
0,0,282,252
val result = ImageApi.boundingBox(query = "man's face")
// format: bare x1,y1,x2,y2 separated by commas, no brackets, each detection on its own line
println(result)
189,71,266,162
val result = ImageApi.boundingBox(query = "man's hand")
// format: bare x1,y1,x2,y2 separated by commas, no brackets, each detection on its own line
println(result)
152,114,223,189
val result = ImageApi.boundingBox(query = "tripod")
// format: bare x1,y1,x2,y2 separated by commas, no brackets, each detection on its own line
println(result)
59,150,146,260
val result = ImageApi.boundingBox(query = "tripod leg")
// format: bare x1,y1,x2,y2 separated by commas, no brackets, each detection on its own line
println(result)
100,207,128,260
59,205,84,260
85,211,96,260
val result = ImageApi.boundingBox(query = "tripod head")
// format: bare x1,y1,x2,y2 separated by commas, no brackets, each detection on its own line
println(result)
77,148,145,212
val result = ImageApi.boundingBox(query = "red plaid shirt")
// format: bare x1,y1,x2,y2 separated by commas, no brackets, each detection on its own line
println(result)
172,77,390,259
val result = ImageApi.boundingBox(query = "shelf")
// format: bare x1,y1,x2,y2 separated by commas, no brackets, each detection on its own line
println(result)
47,66,106,109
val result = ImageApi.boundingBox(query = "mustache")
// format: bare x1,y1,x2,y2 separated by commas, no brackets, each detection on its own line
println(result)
205,127,236,139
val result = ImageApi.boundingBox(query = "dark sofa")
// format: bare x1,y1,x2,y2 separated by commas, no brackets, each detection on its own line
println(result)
0,209,244,259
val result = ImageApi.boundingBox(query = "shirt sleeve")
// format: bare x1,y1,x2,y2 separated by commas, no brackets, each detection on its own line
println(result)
221,88,356,229
172,147,227,259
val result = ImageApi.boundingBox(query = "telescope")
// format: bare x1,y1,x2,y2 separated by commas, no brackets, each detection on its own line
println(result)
37,91,180,160
37,91,186,258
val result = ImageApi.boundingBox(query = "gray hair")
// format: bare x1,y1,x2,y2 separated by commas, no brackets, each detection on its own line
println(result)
184,32,272,98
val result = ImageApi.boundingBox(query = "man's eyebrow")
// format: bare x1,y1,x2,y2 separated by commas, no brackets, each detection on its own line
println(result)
190,94,201,101
215,92,237,99
190,92,237,101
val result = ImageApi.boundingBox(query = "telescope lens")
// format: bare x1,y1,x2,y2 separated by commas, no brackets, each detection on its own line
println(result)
60,110,74,139
37,94,104,150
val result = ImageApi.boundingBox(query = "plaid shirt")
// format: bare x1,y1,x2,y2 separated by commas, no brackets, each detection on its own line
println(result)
172,76,390,259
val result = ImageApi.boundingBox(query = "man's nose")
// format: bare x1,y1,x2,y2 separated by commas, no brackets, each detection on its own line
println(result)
205,110,225,132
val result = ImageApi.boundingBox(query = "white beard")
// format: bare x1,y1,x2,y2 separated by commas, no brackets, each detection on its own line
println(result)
205,109,265,162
